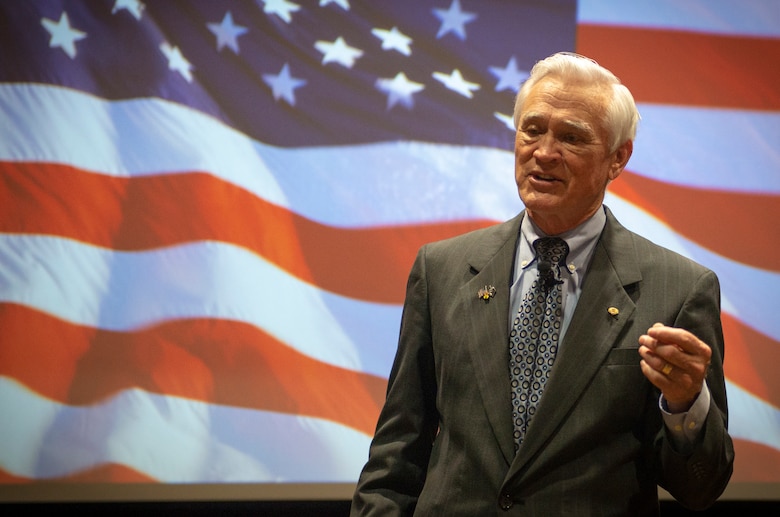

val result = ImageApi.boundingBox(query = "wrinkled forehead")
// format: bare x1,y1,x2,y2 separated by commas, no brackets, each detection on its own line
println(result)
520,77,610,128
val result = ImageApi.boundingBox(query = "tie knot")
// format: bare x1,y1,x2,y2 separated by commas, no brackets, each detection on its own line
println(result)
533,237,569,266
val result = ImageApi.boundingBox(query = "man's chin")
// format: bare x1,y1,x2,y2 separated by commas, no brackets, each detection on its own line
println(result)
518,192,562,213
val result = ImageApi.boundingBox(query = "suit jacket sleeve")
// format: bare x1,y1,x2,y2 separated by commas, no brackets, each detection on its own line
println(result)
656,267,734,509
351,245,438,515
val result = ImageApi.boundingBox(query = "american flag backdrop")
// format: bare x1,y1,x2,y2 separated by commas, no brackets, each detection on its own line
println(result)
0,0,778,494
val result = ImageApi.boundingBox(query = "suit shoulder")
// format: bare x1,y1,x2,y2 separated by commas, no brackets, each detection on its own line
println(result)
626,228,715,278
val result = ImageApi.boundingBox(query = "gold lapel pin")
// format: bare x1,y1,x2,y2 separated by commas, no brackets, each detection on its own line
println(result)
607,307,619,316
478,285,496,302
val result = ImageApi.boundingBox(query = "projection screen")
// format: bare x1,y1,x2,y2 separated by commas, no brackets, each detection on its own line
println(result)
1,0,778,503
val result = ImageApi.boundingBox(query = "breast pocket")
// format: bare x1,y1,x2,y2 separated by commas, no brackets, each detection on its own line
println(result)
598,347,650,419
603,347,641,366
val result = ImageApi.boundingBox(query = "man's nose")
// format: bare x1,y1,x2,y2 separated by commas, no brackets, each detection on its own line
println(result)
533,134,561,161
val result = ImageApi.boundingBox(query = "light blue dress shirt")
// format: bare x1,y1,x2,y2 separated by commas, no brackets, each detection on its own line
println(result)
509,206,709,450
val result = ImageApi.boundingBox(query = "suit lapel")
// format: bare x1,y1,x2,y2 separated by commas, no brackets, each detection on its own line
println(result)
508,209,644,477
459,214,523,465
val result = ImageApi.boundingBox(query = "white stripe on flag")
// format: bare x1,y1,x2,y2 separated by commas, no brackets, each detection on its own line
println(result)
0,376,370,482
725,379,780,451
577,0,780,37
632,103,780,192
0,234,401,377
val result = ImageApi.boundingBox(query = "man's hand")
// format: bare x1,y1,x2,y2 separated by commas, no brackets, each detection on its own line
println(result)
638,323,712,413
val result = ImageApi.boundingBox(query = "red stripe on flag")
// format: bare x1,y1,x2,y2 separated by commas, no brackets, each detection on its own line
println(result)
0,469,31,484
0,463,158,484
722,312,780,407
731,439,780,483
609,170,779,272
0,303,386,435
577,24,780,110
0,161,490,304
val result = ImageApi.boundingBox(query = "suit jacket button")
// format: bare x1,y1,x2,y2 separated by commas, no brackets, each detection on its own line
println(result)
500,493,513,510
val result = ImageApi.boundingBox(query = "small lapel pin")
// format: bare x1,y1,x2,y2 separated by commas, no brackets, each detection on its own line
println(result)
478,285,496,302
607,307,619,316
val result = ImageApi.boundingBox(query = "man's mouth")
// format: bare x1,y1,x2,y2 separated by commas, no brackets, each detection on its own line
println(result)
530,172,558,182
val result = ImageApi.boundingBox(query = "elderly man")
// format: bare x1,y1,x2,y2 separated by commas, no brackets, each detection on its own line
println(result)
351,52,733,516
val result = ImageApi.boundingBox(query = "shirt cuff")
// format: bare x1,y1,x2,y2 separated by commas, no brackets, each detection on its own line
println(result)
659,383,711,452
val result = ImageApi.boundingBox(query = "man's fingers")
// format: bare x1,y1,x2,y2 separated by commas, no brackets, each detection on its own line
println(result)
638,325,711,409
639,344,665,370
647,325,706,356
645,325,712,370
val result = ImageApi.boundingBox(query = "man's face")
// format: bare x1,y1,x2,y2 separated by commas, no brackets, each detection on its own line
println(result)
514,77,631,235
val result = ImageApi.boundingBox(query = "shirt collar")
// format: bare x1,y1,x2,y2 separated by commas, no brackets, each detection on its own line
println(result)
518,206,607,275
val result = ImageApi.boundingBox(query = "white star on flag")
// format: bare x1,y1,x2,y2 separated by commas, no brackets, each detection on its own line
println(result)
111,0,145,20
263,63,307,106
208,12,248,53
159,42,193,82
41,12,87,59
376,72,425,110
320,0,350,10
432,68,480,98
372,27,413,56
489,56,528,92
315,36,364,68
261,0,300,24
432,0,477,40
494,112,515,131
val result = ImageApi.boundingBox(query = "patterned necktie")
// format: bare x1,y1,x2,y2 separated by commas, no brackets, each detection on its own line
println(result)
509,237,569,451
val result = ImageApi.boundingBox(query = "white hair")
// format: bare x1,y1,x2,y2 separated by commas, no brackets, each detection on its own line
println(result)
513,52,640,152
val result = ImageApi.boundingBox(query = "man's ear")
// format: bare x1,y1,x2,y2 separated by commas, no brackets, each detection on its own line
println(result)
609,139,633,180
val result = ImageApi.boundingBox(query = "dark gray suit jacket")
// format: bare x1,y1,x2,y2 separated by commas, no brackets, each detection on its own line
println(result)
352,207,734,516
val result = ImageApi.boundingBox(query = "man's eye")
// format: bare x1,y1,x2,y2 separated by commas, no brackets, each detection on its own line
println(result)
522,127,541,137
562,133,581,144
